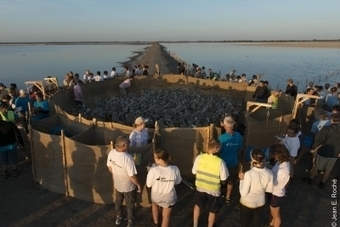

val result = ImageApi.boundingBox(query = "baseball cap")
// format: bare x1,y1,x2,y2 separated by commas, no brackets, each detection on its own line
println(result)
134,116,149,125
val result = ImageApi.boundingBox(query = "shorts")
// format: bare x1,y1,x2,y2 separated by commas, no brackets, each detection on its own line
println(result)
227,165,238,183
194,191,221,213
315,155,337,172
268,193,283,208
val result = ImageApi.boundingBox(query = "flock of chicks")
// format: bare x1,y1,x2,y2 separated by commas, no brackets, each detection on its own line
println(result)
73,88,244,128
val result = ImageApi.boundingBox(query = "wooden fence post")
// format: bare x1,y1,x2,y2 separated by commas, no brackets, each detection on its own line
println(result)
29,125,36,183
61,130,69,197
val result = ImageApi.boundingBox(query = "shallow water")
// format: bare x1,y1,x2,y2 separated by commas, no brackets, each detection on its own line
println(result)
1,43,340,91
162,43,340,91
0,44,148,88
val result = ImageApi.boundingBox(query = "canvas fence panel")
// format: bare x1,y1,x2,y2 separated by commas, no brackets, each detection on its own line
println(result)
32,113,90,137
71,126,96,145
32,129,65,194
297,106,316,136
64,137,114,204
93,127,129,145
160,127,209,178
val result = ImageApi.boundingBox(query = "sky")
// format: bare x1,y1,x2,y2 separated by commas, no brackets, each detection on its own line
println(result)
0,0,339,42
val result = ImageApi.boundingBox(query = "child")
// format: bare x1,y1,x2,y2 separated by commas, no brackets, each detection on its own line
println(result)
119,75,133,96
146,149,181,227
192,139,228,227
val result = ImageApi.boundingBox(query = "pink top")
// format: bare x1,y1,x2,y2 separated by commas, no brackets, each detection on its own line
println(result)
73,84,82,101
119,79,132,89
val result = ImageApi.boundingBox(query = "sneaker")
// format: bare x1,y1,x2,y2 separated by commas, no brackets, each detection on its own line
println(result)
319,182,325,189
13,169,20,178
225,198,231,204
115,216,123,226
126,221,134,227
3,170,9,179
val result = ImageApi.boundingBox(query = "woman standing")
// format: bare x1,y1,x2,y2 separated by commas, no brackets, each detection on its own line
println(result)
268,144,291,227
129,116,150,147
146,149,182,227
239,148,273,227
0,116,25,179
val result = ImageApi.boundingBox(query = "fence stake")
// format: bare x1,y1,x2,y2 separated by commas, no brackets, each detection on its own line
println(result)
61,130,69,197
29,125,36,183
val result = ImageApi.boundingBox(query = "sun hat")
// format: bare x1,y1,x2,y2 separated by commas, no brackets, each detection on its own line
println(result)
134,116,149,125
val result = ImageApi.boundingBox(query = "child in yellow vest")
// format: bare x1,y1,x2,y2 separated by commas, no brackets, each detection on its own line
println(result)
192,139,229,227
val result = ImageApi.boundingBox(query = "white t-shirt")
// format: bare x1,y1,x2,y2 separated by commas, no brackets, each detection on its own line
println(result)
129,129,149,147
111,71,118,78
192,154,228,197
146,165,182,208
282,135,300,157
107,149,137,192
93,75,103,82
271,161,290,197
239,167,273,208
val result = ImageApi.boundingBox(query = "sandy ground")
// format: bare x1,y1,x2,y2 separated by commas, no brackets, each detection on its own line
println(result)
239,41,340,49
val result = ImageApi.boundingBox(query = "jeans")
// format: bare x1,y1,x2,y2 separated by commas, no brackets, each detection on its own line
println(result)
0,147,18,166
239,203,264,227
115,189,136,221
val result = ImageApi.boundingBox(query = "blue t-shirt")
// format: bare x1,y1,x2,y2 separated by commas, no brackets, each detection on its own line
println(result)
218,132,243,168
15,96,30,114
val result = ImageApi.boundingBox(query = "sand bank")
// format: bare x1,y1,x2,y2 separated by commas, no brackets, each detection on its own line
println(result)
120,43,180,75
239,41,340,49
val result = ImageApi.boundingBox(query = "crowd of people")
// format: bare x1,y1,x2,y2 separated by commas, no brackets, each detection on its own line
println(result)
105,107,340,227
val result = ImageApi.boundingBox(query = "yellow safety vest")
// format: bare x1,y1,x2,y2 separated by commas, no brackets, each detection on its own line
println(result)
0,110,15,122
195,154,222,192
269,95,278,109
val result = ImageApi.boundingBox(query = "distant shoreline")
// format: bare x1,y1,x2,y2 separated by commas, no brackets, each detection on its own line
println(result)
1,40,340,49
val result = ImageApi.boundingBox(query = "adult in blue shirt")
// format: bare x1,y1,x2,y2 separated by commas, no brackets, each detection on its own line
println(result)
32,92,50,121
15,89,30,133
218,115,243,203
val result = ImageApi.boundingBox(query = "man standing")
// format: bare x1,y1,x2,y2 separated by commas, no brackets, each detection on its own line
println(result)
107,136,141,227
218,116,243,203
192,139,228,227
73,80,83,108
308,113,340,188
285,79,298,99
252,81,269,103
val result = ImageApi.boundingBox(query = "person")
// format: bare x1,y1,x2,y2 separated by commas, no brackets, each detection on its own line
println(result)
0,116,25,179
111,67,118,78
307,113,340,188
15,89,30,134
129,116,150,147
285,79,298,99
103,70,109,79
142,65,149,76
146,149,182,227
93,71,103,82
311,109,331,136
83,70,90,83
325,87,339,109
239,148,273,227
0,83,8,99
119,75,133,96
303,87,317,106
0,102,18,123
252,81,269,103
267,144,291,227
192,139,228,227
134,65,143,76
32,92,50,121
218,115,243,203
280,123,300,180
123,66,131,77
267,90,280,109
107,135,141,227
179,63,185,75
8,87,17,109
73,80,83,107
63,73,74,88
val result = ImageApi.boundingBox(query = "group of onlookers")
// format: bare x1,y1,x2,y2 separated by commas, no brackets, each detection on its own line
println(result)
0,82,51,179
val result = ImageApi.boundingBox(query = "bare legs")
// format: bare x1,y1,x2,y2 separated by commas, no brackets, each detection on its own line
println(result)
152,202,172,227
269,206,281,227
193,205,216,227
